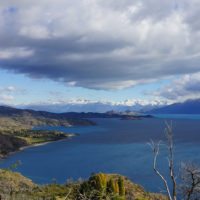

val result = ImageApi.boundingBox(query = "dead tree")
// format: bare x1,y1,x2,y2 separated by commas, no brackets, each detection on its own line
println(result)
180,163,200,200
149,122,177,200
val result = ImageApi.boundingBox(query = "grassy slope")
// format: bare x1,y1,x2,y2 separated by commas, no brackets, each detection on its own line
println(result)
0,115,79,131
0,106,94,158
0,129,75,158
0,170,167,200
17,130,75,145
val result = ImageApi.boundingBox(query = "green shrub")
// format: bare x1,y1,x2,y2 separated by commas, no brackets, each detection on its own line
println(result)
118,177,125,196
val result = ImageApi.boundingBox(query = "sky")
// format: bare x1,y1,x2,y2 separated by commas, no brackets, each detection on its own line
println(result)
0,0,200,107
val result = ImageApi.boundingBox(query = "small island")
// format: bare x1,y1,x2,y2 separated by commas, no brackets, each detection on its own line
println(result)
120,114,154,120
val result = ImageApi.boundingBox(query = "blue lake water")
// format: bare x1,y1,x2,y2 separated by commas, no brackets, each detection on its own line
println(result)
1,116,200,193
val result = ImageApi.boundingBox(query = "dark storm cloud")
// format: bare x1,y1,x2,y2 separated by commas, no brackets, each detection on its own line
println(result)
0,0,200,90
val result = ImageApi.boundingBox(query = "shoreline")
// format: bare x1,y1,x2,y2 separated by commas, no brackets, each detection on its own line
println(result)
20,134,76,151
0,133,77,160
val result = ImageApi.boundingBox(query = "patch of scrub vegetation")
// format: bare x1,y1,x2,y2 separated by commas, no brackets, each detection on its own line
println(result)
12,129,76,145
0,129,76,158
0,170,167,200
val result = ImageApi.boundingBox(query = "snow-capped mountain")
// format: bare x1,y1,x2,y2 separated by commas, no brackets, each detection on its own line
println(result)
19,99,168,113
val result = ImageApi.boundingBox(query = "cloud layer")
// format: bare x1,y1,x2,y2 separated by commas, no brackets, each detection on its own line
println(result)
154,73,200,101
0,85,27,104
0,0,200,90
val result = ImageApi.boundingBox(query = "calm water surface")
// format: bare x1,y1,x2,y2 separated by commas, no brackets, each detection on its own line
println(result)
1,117,200,192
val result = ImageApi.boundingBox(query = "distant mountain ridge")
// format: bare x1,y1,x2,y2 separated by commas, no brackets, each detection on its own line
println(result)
0,105,152,119
150,99,200,114
0,105,96,131
0,106,152,158
19,99,166,113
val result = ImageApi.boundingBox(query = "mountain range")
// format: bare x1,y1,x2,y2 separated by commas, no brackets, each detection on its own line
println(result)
0,105,151,120
150,99,200,114
19,99,167,113
2,98,200,115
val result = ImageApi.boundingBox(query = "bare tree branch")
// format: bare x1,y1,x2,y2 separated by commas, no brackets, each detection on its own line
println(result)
149,140,173,200
149,122,177,200
165,122,177,200
180,162,200,200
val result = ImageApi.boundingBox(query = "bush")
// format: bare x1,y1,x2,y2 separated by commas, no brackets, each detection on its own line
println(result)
78,173,126,200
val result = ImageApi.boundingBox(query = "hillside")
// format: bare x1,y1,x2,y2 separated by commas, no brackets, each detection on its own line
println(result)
0,106,152,131
0,106,95,131
150,99,200,114
0,170,167,200
0,134,27,158
0,130,76,158
0,106,152,158
0,106,95,158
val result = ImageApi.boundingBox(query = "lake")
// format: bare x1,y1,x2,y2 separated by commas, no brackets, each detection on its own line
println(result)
1,116,200,193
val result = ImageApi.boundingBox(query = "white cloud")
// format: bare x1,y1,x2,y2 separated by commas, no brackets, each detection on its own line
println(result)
0,86,27,104
0,86,16,93
154,73,200,101
0,0,200,89
0,94,14,104
0,47,34,59
19,25,50,39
